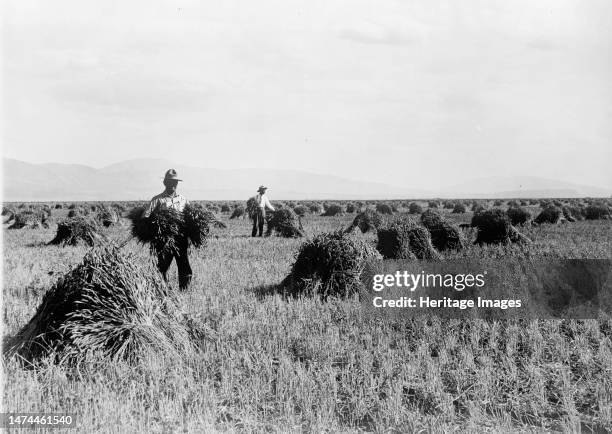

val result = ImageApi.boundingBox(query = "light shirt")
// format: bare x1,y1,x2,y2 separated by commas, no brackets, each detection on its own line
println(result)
143,191,188,217
255,193,275,211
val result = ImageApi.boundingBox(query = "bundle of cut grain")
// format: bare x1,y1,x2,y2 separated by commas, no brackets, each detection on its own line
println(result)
283,230,381,297
230,205,246,219
507,200,520,208
376,216,441,260
561,207,576,223
2,207,15,224
96,206,120,227
563,206,585,221
375,203,393,215
419,210,464,251
48,217,102,246
9,210,49,229
183,205,216,247
584,203,611,220
5,246,193,363
293,205,308,217
346,209,384,234
246,197,259,220
111,203,126,213
507,207,531,226
265,208,304,237
308,203,322,214
321,203,344,216
534,206,562,225
408,203,423,214
128,207,183,256
128,204,221,256
189,205,227,229
67,207,89,218
452,202,467,214
473,209,530,245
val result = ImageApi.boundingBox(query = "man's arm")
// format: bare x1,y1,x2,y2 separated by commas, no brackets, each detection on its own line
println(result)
264,196,275,211
142,197,158,218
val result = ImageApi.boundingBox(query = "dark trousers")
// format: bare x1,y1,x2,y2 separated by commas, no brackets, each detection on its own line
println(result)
157,243,192,290
252,208,266,237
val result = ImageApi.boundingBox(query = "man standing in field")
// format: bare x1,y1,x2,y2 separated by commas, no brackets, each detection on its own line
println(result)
252,185,275,237
143,169,192,290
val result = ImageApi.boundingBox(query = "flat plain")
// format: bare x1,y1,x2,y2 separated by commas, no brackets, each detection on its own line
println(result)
3,202,612,432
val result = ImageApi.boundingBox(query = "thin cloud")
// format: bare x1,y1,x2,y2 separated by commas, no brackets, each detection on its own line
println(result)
338,22,413,46
52,72,215,113
526,37,564,51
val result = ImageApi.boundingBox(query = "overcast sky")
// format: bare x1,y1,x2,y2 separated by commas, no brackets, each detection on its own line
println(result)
2,0,611,190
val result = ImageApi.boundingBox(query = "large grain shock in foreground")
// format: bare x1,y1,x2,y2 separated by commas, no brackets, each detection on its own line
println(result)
5,246,194,364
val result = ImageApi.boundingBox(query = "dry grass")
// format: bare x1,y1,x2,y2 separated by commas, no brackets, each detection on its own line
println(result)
3,205,612,432
5,246,193,364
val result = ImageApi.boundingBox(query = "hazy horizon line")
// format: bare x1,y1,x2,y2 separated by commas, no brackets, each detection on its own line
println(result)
4,156,611,192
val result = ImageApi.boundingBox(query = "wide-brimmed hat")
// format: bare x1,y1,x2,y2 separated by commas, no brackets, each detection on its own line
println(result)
163,169,182,182
257,185,267,192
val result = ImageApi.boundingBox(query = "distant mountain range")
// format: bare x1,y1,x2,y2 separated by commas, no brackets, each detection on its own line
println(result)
443,176,611,199
2,158,610,201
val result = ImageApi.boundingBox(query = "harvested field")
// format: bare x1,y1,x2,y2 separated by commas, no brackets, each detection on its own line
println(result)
3,199,612,432
5,246,193,363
